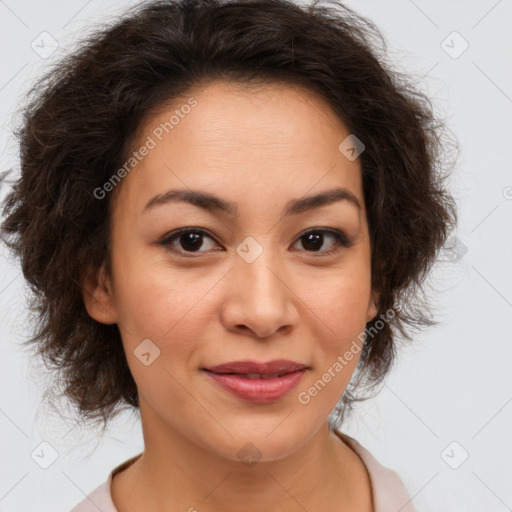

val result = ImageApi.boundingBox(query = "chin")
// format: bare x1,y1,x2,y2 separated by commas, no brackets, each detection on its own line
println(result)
206,420,314,464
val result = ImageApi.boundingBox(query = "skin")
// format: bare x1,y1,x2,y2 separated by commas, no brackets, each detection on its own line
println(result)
83,79,379,512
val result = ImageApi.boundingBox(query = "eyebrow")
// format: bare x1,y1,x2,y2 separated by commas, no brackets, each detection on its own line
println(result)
142,186,361,217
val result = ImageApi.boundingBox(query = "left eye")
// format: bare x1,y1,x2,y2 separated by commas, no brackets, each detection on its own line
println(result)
160,228,351,256
292,229,351,254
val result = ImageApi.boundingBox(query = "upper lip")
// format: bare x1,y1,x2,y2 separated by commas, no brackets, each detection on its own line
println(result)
202,359,309,375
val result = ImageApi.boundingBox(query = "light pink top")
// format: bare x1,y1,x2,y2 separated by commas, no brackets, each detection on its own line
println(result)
70,430,416,512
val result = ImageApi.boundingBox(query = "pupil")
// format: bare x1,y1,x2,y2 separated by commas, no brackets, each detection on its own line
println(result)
178,231,325,252
303,232,323,251
181,232,202,251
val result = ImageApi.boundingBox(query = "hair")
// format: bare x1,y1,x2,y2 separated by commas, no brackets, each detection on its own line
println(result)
1,0,457,434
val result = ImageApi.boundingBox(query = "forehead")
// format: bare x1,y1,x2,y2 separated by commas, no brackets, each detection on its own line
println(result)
112,79,364,219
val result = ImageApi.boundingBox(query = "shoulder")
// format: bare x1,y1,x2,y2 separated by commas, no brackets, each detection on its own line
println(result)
69,454,141,512
334,429,417,512
69,480,115,512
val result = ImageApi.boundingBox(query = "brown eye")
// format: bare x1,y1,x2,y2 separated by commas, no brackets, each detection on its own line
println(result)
293,229,352,255
160,228,221,255
159,227,351,258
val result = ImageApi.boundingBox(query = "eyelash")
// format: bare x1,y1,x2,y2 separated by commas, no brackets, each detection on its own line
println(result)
159,227,353,257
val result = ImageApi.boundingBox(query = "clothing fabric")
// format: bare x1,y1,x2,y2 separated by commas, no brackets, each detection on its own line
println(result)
70,430,416,512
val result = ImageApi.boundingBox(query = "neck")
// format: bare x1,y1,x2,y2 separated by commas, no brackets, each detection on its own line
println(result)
111,401,373,512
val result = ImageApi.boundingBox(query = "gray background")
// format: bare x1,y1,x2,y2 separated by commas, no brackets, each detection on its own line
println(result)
0,0,511,510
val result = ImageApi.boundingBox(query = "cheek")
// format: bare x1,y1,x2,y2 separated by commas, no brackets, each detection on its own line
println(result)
110,236,209,336
306,266,372,342
299,266,372,405
110,249,223,395
113,265,212,403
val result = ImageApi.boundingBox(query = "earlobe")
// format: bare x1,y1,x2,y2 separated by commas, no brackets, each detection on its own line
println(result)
81,263,117,325
366,289,379,323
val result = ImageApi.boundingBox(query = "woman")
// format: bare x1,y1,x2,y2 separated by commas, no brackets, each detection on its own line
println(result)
0,0,457,510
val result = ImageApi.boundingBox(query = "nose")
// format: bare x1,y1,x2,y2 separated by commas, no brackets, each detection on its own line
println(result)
220,248,300,339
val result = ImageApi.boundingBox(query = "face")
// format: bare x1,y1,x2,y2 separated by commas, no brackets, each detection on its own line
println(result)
84,79,378,462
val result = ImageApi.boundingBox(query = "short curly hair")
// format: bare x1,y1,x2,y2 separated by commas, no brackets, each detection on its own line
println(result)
1,0,457,432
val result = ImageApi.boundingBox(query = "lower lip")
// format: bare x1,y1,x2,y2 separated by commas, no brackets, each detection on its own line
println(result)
203,369,307,404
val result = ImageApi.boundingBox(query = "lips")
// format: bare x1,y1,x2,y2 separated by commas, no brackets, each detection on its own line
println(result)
202,360,309,404
202,359,308,377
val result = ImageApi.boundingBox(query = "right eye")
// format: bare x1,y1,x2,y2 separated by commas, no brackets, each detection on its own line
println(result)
159,227,223,256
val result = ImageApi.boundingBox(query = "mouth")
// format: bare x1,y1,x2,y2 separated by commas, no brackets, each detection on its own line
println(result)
204,372,295,379
202,359,309,376
201,360,309,404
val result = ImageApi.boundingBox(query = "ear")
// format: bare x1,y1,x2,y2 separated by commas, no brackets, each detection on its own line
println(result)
366,288,379,323
81,263,117,325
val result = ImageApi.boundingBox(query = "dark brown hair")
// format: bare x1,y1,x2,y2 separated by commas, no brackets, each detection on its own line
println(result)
0,0,457,433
